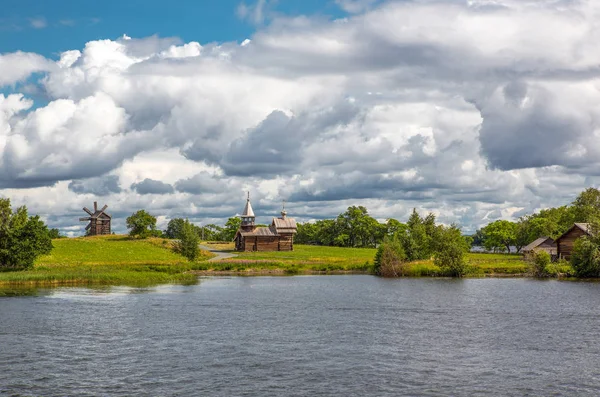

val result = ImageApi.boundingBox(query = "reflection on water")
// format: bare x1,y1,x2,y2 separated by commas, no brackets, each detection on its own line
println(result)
1,276,600,396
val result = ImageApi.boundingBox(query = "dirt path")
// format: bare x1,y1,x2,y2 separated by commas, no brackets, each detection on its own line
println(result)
199,244,238,262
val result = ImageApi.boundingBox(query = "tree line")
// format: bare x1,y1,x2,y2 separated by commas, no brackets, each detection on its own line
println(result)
473,187,600,253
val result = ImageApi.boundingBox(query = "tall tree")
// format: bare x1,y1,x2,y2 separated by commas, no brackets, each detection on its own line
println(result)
221,217,241,241
572,187,600,223
481,220,517,253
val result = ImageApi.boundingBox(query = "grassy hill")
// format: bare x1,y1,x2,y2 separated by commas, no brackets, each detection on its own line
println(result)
0,236,212,288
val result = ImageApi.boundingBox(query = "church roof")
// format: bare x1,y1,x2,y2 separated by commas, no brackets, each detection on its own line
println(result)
242,198,255,217
272,217,297,233
240,225,279,237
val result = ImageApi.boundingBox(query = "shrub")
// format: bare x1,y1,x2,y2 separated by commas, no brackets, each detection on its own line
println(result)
374,235,407,277
529,250,551,277
571,237,600,278
174,220,200,262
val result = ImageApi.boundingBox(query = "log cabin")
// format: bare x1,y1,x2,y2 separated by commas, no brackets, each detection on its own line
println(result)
522,236,556,260
234,195,297,252
80,202,111,236
556,223,591,260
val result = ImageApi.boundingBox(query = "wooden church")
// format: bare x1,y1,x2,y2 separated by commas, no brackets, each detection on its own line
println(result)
234,194,297,252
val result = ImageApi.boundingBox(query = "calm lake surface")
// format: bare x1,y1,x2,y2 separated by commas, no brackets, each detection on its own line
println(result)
2,276,600,396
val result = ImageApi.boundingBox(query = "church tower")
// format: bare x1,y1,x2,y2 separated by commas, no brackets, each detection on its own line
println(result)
240,192,256,232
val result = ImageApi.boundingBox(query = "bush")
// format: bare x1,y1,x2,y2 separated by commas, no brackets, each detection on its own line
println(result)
0,199,53,270
434,225,469,277
529,250,551,277
374,235,406,277
174,220,200,262
571,237,600,278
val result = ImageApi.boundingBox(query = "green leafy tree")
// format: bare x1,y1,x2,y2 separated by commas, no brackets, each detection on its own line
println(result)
572,187,600,224
126,210,158,238
401,209,435,260
481,220,517,252
165,218,186,239
48,228,63,239
175,219,200,261
434,225,469,277
221,217,242,241
0,199,53,269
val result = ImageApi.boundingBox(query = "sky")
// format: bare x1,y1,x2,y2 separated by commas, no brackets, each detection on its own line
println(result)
1,0,599,236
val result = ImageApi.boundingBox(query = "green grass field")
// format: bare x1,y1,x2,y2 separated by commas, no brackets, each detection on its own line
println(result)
0,237,536,290
0,236,212,288
199,243,531,276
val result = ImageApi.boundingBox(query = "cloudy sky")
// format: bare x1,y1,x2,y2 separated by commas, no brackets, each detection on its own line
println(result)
1,0,599,236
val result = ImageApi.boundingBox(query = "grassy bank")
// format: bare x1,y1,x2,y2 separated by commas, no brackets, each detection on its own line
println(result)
0,236,213,287
196,244,533,276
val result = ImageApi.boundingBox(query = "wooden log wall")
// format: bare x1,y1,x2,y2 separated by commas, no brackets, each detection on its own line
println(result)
557,228,587,259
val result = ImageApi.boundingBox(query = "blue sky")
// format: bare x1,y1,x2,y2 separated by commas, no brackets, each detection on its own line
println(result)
0,0,346,57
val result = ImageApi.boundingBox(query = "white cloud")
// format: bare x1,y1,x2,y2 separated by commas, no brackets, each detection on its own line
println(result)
29,17,47,29
3,0,600,235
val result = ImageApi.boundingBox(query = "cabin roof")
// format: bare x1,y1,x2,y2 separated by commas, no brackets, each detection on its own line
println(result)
556,223,591,242
522,236,554,252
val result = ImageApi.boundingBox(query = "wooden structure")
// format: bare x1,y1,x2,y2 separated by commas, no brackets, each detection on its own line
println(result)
234,194,297,252
556,223,591,260
80,202,111,236
522,236,556,260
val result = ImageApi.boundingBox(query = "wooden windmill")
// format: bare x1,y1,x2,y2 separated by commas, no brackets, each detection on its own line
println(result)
80,202,112,236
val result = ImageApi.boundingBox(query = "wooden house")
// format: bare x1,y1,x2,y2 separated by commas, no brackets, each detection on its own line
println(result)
556,223,591,260
80,202,111,236
522,236,556,260
234,195,297,252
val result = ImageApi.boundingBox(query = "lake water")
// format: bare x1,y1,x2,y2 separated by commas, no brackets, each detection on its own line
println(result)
1,276,600,396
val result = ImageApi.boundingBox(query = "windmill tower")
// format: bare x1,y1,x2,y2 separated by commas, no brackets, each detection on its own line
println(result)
80,202,112,236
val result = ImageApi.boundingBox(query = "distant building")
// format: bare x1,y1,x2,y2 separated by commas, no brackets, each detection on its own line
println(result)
522,236,556,260
233,194,297,252
80,202,111,236
556,223,591,260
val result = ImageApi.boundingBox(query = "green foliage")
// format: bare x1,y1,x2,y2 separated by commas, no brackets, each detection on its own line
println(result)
401,209,437,261
529,250,551,278
481,220,517,253
434,225,469,277
126,210,158,238
165,218,186,239
221,217,241,241
374,235,406,276
0,199,53,270
175,220,200,261
572,187,600,224
48,228,64,239
571,237,600,278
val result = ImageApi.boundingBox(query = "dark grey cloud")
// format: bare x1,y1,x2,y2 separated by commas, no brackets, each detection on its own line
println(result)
174,172,227,194
68,175,122,196
131,178,174,195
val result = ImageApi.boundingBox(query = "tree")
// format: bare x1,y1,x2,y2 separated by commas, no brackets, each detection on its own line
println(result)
481,220,517,253
48,228,63,239
126,210,158,238
434,225,469,277
221,217,241,241
0,199,53,269
401,209,435,260
572,187,600,224
175,219,200,261
165,218,186,239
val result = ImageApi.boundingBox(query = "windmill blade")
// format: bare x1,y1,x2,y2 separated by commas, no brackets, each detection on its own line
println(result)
85,223,92,231
83,207,93,216
79,217,91,221
94,202,98,211
100,205,108,213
